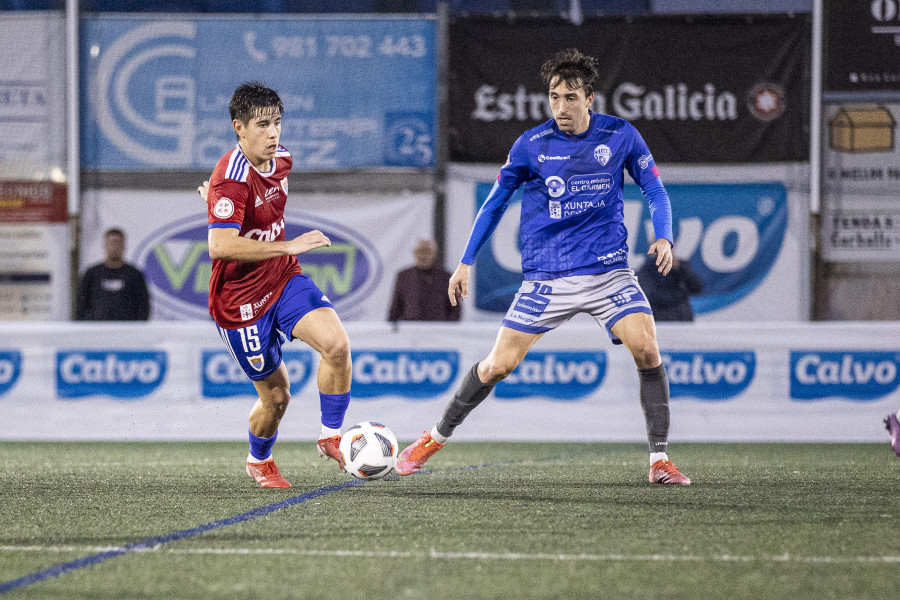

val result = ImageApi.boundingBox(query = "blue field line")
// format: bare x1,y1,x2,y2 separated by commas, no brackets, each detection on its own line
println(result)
0,455,562,594
0,478,366,594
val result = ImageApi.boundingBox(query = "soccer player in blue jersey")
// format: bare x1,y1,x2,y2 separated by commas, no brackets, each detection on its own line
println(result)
396,48,690,484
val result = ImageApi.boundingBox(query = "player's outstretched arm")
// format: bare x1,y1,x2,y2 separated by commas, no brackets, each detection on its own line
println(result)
449,263,471,307
648,238,674,276
208,227,331,262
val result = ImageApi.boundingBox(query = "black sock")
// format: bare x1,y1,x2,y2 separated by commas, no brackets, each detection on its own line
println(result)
638,363,670,454
436,363,495,438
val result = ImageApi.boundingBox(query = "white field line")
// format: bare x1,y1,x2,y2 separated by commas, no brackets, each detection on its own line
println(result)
2,545,899,564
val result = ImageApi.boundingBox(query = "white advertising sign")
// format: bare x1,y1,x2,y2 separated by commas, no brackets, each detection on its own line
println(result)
0,13,67,180
0,321,894,443
79,188,434,321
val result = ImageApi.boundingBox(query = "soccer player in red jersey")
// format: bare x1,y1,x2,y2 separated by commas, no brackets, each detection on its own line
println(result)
203,82,351,488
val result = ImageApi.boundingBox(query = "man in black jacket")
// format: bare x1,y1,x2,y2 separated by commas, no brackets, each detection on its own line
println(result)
76,228,150,321
637,256,703,322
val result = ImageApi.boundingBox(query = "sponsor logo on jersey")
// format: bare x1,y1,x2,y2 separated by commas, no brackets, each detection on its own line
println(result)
593,144,611,165
529,128,553,141
254,196,263,208
240,304,253,321
538,154,571,162
545,175,565,198
567,173,613,196
0,351,22,397
663,351,755,401
213,198,234,218
351,350,459,399
134,212,381,320
202,349,312,397
638,154,652,169
790,350,900,401
495,351,606,400
264,186,281,203
56,351,167,399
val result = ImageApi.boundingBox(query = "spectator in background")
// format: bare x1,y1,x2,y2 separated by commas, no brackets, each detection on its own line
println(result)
637,255,703,322
388,239,461,322
76,228,150,321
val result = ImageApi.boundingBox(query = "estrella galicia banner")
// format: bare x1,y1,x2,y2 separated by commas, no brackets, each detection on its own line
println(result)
449,15,809,163
81,16,435,170
824,0,900,92
473,182,788,315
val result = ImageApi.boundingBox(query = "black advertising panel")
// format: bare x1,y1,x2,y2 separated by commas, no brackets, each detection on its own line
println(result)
825,0,900,92
449,15,810,164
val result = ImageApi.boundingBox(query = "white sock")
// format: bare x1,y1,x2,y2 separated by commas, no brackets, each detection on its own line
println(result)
320,425,341,439
649,452,668,465
431,425,449,445
247,453,271,464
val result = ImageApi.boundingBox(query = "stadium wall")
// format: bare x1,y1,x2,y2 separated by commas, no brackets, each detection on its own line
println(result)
0,321,894,443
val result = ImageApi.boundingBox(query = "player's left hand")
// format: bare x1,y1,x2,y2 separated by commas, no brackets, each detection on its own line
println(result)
197,180,210,202
648,238,674,275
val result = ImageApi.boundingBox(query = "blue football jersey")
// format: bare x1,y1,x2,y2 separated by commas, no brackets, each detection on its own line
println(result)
461,112,673,280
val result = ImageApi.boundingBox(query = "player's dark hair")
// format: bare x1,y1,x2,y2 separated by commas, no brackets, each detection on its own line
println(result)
540,48,598,97
229,81,283,127
104,227,125,239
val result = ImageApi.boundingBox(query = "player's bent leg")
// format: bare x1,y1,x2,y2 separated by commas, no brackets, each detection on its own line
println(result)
610,311,661,370
245,365,293,488
611,313,691,485
292,307,352,468
292,307,352,393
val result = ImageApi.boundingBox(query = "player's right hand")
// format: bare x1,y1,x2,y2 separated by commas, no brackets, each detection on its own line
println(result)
197,180,210,202
289,230,331,255
448,263,470,306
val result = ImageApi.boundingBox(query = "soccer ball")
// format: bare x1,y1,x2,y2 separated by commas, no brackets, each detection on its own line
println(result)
339,422,398,480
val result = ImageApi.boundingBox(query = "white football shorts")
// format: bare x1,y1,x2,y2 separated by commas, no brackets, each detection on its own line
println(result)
500,269,652,345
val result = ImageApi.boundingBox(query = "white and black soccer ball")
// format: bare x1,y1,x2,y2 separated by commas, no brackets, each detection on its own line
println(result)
339,422,398,480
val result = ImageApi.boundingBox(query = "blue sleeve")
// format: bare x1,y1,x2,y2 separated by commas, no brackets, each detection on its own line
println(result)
641,178,673,246
460,136,529,264
623,123,673,245
460,181,516,264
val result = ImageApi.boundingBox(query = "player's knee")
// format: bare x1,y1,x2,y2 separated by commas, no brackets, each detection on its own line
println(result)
264,389,291,418
479,357,516,384
320,333,351,368
631,339,661,369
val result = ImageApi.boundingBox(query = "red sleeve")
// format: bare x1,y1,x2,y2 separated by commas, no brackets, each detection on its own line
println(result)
208,179,248,228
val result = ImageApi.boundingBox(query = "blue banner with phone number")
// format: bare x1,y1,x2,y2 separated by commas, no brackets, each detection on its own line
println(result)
80,16,435,171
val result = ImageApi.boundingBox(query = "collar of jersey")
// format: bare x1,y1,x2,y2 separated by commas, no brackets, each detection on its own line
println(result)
234,143,277,177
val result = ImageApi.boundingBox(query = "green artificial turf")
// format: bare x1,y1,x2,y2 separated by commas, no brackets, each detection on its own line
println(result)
0,441,898,599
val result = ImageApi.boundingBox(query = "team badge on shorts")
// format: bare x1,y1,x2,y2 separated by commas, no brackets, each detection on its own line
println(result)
248,354,265,372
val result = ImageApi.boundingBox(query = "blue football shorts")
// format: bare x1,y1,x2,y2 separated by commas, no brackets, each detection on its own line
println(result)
217,274,333,381
501,269,652,345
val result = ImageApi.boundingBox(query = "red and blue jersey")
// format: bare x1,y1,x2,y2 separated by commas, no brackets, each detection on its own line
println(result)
207,143,301,328
461,112,673,280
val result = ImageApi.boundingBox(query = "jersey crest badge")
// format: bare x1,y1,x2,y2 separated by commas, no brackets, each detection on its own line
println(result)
593,144,612,166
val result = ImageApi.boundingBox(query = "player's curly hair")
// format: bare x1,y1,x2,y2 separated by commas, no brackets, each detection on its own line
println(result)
229,81,284,128
540,48,599,97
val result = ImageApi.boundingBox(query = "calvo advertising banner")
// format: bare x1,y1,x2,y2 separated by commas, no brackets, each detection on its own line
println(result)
449,15,810,164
